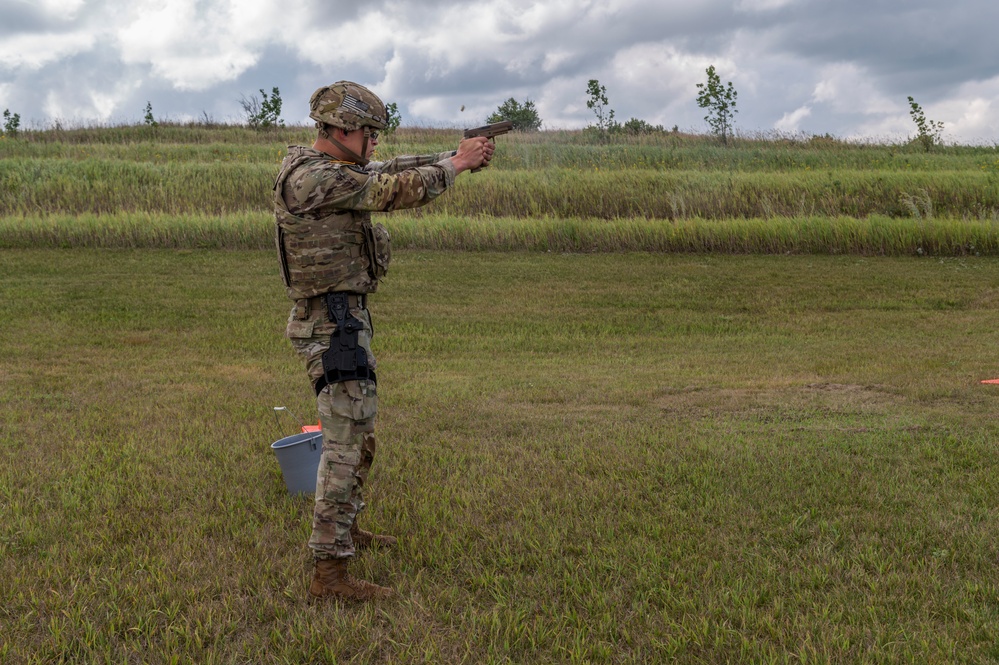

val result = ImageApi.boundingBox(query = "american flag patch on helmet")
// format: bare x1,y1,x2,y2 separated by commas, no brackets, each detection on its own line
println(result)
341,95,371,115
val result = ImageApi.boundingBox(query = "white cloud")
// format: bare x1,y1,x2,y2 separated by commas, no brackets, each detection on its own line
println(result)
737,0,797,11
289,9,400,76
612,43,727,94
407,96,464,126
2,0,999,141
0,31,95,71
509,0,584,33
774,105,811,132
114,0,278,90
609,43,734,125
37,0,86,18
929,76,999,144
536,76,593,127
541,49,575,74
735,0,797,12
812,63,896,115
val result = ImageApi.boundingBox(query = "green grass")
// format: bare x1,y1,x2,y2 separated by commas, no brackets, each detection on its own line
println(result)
3,158,997,219
3,125,999,224
3,211,997,256
2,249,999,663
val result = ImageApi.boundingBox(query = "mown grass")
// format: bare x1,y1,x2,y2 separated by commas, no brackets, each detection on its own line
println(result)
2,249,999,663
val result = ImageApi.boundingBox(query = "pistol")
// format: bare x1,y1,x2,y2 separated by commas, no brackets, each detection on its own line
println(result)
462,120,513,172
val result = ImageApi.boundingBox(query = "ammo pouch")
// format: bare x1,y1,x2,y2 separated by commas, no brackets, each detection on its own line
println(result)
365,221,391,280
316,292,376,396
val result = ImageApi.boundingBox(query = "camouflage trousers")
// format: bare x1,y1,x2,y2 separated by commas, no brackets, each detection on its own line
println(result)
286,300,378,560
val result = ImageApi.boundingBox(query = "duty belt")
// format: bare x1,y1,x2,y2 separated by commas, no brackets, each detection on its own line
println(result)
315,292,375,396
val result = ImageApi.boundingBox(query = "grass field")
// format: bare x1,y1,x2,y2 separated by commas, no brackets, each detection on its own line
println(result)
2,125,999,248
2,249,999,663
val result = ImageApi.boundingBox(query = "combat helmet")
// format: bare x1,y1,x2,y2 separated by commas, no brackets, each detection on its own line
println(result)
309,81,387,132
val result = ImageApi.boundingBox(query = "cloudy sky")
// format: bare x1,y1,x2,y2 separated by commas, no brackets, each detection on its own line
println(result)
2,0,998,143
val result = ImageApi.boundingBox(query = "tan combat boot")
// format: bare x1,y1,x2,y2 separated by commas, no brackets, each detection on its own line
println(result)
308,558,394,601
350,522,398,550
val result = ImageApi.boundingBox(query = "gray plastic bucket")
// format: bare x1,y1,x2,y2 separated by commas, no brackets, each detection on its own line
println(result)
271,431,323,495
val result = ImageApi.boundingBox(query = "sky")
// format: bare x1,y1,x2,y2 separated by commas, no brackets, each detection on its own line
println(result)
2,0,998,143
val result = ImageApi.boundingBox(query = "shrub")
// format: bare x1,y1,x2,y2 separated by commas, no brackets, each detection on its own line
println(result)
487,98,542,131
622,118,665,135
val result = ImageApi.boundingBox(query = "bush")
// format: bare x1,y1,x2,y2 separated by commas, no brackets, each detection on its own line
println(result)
622,118,665,135
487,98,542,131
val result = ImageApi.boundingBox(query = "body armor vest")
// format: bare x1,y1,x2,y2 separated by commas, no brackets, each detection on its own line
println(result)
273,151,391,300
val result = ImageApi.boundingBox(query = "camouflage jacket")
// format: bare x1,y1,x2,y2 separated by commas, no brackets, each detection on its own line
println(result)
274,146,456,299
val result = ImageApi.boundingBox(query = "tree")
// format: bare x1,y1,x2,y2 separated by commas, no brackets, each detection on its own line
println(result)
585,79,616,133
143,101,158,127
384,102,402,134
2,108,21,138
907,96,944,152
696,65,738,144
487,97,542,131
240,87,284,129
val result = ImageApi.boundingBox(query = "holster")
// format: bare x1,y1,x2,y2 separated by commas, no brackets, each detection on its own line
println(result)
315,292,376,395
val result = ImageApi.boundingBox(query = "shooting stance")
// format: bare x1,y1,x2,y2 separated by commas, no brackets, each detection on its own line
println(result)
274,81,495,601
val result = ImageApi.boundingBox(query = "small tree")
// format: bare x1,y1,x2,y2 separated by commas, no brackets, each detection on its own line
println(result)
487,97,542,131
143,102,158,127
384,102,402,134
696,65,738,144
907,96,944,152
586,79,616,133
240,87,284,129
2,109,21,138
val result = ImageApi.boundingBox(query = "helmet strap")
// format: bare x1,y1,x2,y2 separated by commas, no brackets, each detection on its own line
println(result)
359,127,371,165
322,125,369,166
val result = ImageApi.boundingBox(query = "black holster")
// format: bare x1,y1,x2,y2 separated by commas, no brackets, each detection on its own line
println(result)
315,293,375,395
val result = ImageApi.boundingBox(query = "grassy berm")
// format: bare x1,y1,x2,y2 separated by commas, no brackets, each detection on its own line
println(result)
2,249,998,663
2,125,999,255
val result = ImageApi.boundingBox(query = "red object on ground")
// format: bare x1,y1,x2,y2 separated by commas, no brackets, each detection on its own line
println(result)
302,423,322,433
981,379,999,384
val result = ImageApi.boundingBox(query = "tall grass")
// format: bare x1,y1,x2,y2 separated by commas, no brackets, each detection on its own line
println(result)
3,124,999,252
6,132,998,173
2,211,996,256
3,158,998,220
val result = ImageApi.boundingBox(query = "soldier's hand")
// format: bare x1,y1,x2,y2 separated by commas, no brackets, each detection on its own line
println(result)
451,136,495,174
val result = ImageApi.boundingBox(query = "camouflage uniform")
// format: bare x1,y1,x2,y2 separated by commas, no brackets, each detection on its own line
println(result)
276,144,457,560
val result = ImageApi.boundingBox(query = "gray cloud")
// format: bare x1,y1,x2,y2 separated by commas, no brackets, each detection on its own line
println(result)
0,3,53,35
1,0,997,141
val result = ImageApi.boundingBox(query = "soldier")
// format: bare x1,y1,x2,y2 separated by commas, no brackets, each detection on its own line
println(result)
274,81,494,601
